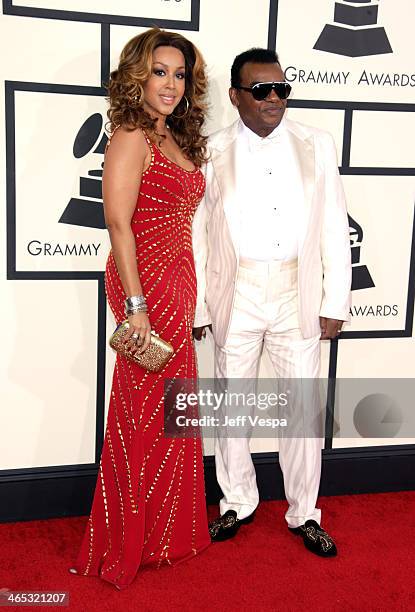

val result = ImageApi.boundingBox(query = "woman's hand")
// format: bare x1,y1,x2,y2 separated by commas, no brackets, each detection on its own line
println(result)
124,312,152,354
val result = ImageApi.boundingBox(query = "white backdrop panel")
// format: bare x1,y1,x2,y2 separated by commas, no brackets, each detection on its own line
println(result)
276,0,414,103
285,107,345,156
333,337,415,448
14,91,111,273
350,111,415,168
0,15,101,86
12,0,192,21
344,175,414,333
0,279,98,469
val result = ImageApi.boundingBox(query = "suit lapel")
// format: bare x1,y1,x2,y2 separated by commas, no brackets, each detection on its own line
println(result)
288,128,315,251
211,123,241,255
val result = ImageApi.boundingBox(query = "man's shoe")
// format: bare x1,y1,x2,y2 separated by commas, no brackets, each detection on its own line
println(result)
289,519,337,557
209,510,255,542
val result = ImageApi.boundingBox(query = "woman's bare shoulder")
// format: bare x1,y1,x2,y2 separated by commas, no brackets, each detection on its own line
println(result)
104,126,150,171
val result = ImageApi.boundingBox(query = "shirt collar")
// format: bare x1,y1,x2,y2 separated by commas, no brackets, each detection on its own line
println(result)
240,117,287,152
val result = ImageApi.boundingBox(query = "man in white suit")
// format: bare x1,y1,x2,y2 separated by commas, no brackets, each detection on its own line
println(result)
192,48,351,557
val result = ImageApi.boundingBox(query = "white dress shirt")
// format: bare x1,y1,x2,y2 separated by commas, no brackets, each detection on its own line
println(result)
236,118,303,261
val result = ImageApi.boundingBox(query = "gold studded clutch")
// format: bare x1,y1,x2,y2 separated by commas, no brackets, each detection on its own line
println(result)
109,320,174,372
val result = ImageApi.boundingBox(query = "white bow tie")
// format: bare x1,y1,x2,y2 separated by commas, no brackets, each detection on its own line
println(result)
249,136,281,152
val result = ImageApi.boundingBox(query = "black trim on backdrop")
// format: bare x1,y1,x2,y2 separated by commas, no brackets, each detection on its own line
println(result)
341,108,353,167
288,100,415,112
95,277,107,463
100,23,110,88
2,0,201,30
6,79,105,96
255,446,415,502
406,212,415,334
0,464,99,482
5,81,16,282
267,0,278,50
2,446,415,522
268,0,278,52
324,340,338,450
340,168,415,176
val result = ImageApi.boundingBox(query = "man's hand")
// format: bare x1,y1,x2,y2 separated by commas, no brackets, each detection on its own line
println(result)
192,325,212,341
319,317,343,340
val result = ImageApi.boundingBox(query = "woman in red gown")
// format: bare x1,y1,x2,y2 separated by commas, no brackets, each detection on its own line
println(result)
70,28,210,589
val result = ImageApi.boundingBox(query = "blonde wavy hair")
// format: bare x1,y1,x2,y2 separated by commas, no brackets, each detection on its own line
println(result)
107,28,208,167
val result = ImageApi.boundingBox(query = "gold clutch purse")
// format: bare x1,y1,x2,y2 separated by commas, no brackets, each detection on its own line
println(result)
109,320,174,372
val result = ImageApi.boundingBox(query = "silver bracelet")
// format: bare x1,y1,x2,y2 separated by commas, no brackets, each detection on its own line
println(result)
125,304,148,316
125,295,146,309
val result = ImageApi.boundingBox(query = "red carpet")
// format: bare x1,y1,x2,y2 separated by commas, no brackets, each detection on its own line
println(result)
1,491,415,611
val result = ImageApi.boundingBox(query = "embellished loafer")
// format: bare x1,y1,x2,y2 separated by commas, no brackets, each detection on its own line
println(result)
289,519,337,557
209,510,255,542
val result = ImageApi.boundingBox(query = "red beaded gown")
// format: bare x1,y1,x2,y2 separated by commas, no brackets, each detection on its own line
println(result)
72,132,210,589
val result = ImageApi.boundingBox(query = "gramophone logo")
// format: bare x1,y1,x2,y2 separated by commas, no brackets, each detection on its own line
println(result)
349,214,375,291
314,0,393,58
59,113,107,230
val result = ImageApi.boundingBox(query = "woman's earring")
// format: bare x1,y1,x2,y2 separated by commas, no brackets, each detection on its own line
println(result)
172,96,190,119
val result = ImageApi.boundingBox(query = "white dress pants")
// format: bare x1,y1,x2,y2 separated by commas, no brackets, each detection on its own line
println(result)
214,257,323,528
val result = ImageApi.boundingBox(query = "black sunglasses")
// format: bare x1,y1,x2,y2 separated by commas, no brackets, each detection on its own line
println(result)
235,81,292,101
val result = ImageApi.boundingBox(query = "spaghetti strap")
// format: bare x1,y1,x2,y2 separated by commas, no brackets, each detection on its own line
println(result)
141,128,154,149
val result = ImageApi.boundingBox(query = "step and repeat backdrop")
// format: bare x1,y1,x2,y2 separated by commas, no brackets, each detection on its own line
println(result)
0,0,414,476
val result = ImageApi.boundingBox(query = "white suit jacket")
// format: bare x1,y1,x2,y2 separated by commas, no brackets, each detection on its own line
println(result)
192,118,352,348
